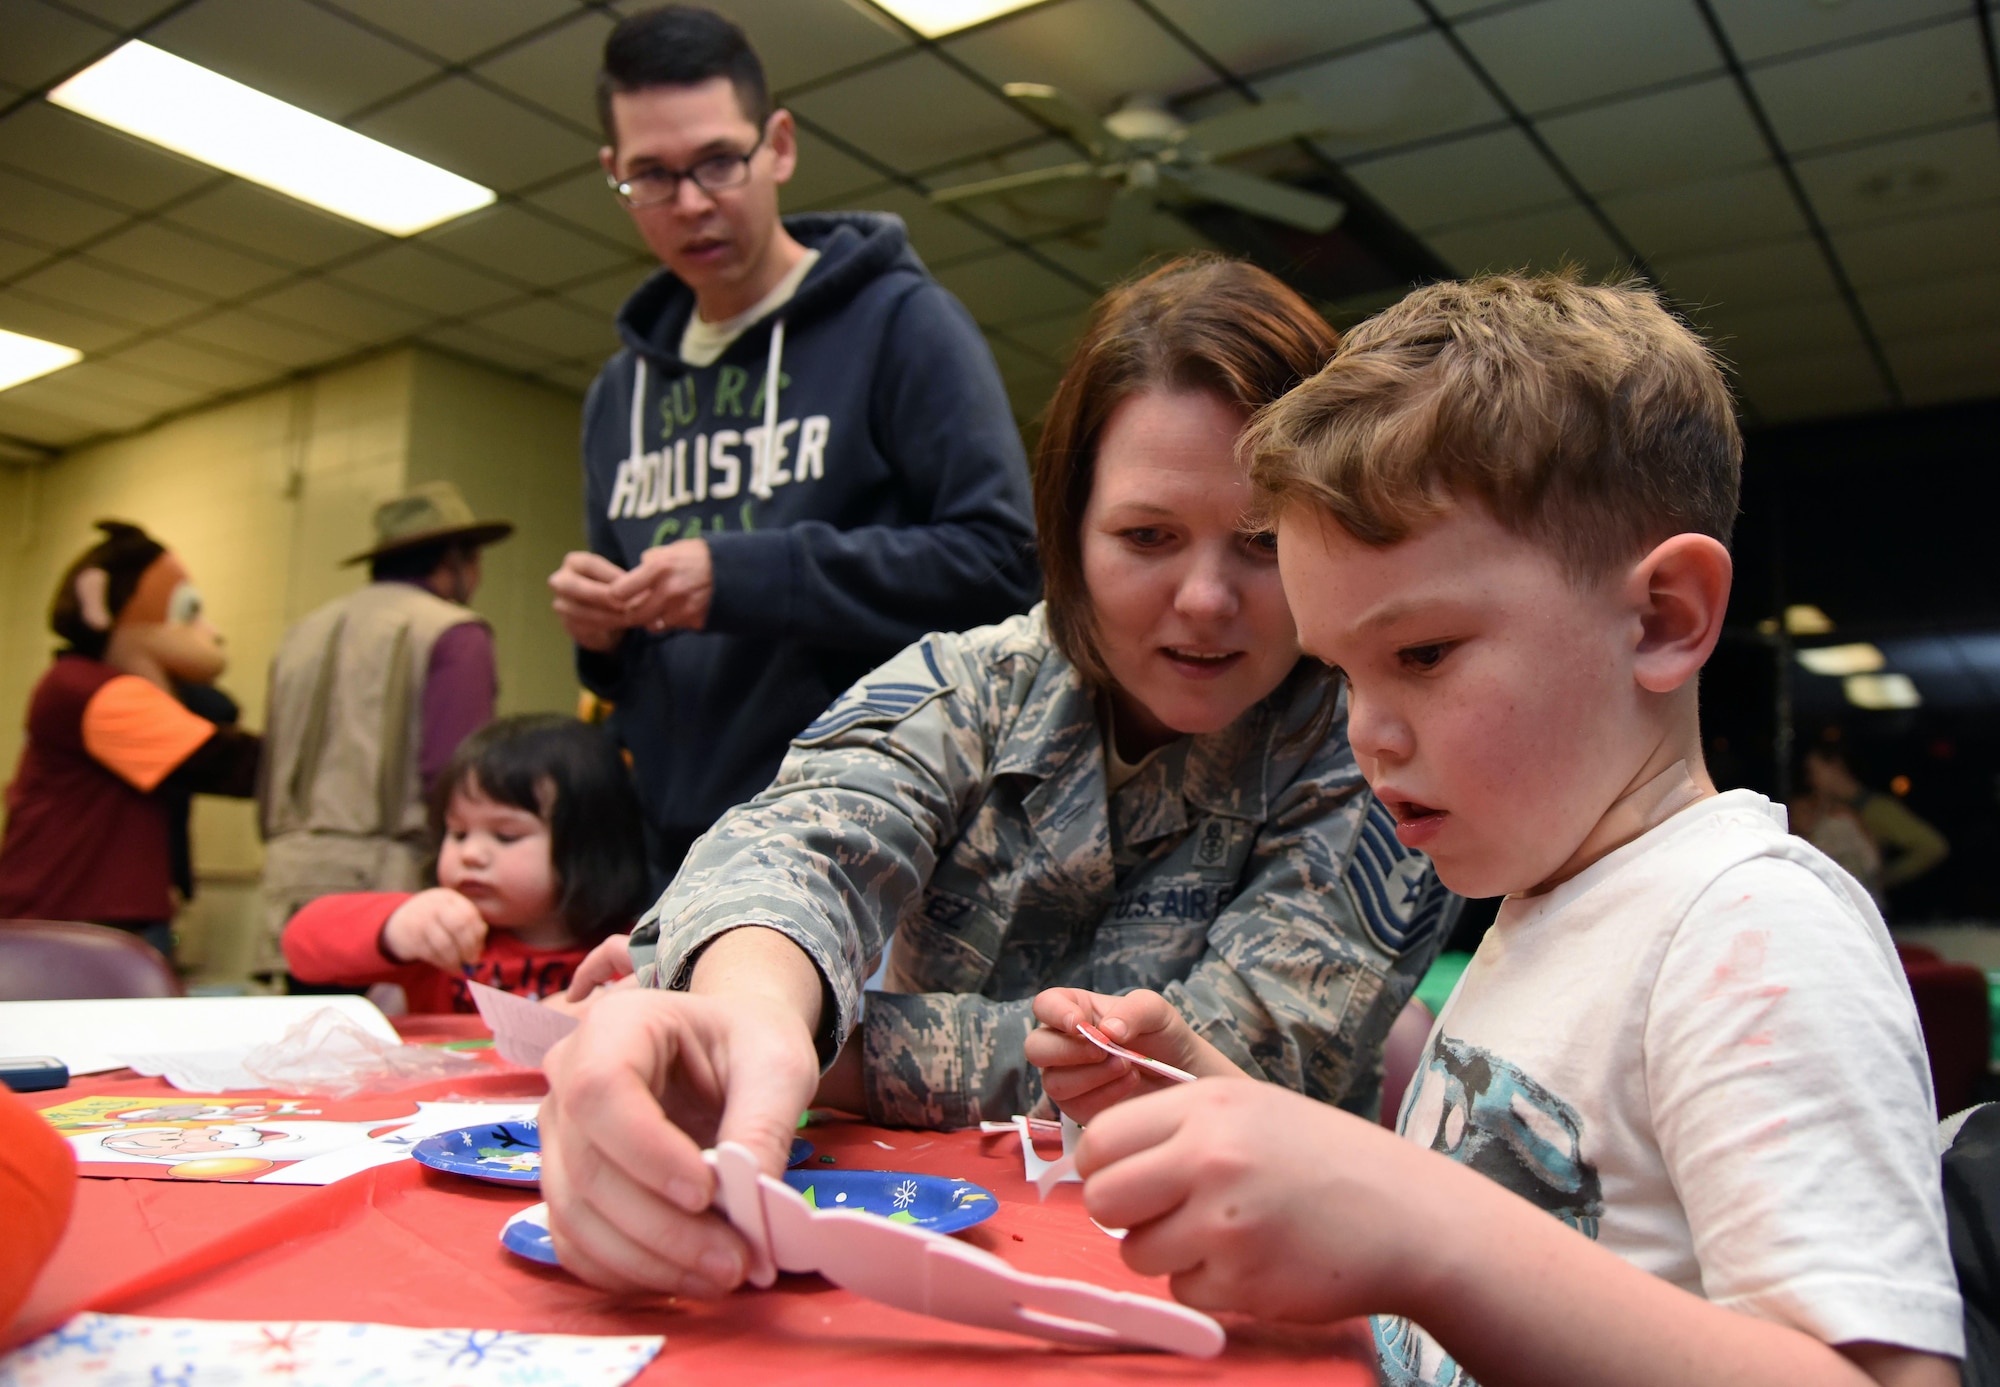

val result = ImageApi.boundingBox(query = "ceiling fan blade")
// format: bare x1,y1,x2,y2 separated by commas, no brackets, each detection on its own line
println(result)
1099,187,1154,271
1180,96,1331,160
1169,164,1347,233
929,160,1100,204
1002,82,1124,160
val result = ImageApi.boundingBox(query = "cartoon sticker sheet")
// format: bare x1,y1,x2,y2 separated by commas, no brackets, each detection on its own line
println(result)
39,1095,541,1184
0,1313,663,1387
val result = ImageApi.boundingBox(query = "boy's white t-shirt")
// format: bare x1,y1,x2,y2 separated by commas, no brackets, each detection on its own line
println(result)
1378,790,1962,1386
679,249,820,368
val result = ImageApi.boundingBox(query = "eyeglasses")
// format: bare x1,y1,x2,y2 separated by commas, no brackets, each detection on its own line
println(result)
607,124,769,209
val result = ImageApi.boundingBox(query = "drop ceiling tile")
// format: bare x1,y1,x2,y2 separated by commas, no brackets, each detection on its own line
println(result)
353,77,598,195
784,125,892,208
1732,342,1893,422
851,183,1006,267
329,242,523,316
0,369,154,433
147,0,440,118
0,393,103,446
1795,123,2000,230
0,230,51,279
1424,202,1625,277
473,11,615,133
422,321,558,374
178,306,357,368
0,102,218,213
1257,31,1506,162
1883,327,2000,408
104,334,271,391
54,358,211,413
1024,211,1213,286
933,246,1095,326
467,295,615,359
1750,18,1988,156
1146,0,1422,77
419,203,631,289
559,264,653,318
1698,295,1864,364
786,49,1043,176
1348,127,1571,231
995,307,1084,363
320,0,579,64
0,286,134,352
249,278,431,344
1654,237,1838,315
1598,163,1806,258
1536,76,1765,198
51,0,185,28
1456,0,1720,113
944,0,1211,113
1833,202,2000,289
13,254,208,329
0,164,130,248
161,180,386,269
713,0,907,92
0,0,116,91
88,221,295,299
1709,0,1964,65
987,329,1059,398
1862,269,2000,342
520,165,649,254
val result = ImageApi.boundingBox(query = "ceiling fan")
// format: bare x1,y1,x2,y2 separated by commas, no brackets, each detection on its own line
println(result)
929,84,1346,262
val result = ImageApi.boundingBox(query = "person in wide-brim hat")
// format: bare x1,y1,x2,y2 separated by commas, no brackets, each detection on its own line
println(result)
342,481,513,566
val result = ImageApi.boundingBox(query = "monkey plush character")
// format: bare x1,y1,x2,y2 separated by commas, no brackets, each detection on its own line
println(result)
0,521,260,954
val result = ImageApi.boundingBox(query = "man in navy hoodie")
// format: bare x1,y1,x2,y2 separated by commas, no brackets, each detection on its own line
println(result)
550,6,1039,883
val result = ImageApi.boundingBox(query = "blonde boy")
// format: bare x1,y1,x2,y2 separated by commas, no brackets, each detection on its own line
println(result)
1027,274,1961,1387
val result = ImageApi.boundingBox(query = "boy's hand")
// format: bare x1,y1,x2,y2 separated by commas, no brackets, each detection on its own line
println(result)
1025,988,1246,1123
1077,1078,1443,1324
566,933,634,1001
381,888,487,971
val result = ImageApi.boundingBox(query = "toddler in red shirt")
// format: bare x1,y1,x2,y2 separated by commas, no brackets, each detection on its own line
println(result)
283,715,650,1013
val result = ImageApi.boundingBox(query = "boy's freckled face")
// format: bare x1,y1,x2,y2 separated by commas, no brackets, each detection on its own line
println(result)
1278,502,1644,898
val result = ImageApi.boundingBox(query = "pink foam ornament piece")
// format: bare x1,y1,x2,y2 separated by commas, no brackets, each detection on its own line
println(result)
702,1142,1223,1357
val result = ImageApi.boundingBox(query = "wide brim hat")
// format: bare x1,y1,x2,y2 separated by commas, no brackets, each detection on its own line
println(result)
342,480,515,565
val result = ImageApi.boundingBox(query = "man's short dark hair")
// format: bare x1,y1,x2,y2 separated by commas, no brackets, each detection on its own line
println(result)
596,6,771,147
370,540,458,583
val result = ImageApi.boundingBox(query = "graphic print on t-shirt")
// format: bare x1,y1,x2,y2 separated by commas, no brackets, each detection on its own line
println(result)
1375,1035,1604,1387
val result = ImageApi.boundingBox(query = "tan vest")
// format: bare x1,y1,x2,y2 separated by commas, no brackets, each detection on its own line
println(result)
260,580,483,851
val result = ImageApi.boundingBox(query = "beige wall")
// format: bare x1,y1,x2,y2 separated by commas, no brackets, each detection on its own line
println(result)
0,346,585,981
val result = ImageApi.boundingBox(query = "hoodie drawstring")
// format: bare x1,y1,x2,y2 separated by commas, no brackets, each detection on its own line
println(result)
752,317,786,501
628,356,648,465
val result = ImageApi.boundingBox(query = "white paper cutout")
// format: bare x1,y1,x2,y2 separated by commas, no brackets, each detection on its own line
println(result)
702,1142,1223,1356
466,979,579,1067
0,995,399,1078
1075,1022,1197,1085
0,1312,662,1386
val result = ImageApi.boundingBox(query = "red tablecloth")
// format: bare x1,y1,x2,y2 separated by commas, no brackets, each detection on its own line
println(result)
11,1015,1373,1384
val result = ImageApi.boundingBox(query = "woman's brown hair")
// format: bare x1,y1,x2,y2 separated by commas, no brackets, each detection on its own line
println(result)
1034,255,1339,686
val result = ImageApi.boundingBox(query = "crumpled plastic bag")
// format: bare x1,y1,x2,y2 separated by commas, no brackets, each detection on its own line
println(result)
124,1007,484,1096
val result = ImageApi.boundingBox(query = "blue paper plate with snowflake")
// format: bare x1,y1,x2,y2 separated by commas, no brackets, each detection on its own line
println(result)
418,1122,814,1187
780,1169,996,1234
503,1201,560,1265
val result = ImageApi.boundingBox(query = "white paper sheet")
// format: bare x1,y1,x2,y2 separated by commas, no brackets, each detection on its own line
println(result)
466,980,578,1068
0,995,400,1077
0,1312,662,1386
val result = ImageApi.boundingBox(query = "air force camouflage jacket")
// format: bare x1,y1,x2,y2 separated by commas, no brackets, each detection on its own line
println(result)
631,608,1457,1129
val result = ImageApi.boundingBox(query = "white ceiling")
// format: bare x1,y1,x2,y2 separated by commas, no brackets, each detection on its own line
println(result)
0,0,1995,456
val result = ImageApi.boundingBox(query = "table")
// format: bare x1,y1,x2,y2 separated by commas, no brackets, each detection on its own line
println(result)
10,1015,1374,1385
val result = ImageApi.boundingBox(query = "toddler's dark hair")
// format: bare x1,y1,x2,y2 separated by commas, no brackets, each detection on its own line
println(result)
429,715,650,947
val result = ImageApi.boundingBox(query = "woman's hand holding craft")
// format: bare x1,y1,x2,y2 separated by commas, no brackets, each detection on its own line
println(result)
538,928,827,1296
1026,987,1244,1123
381,888,487,971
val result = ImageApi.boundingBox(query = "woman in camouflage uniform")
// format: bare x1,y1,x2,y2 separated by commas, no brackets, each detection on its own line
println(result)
540,257,1455,1296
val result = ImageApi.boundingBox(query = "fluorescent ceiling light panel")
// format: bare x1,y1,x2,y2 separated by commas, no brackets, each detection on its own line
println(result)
1843,673,1921,711
1796,643,1885,677
49,42,494,236
1783,604,1835,636
0,327,83,392
870,0,1041,38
